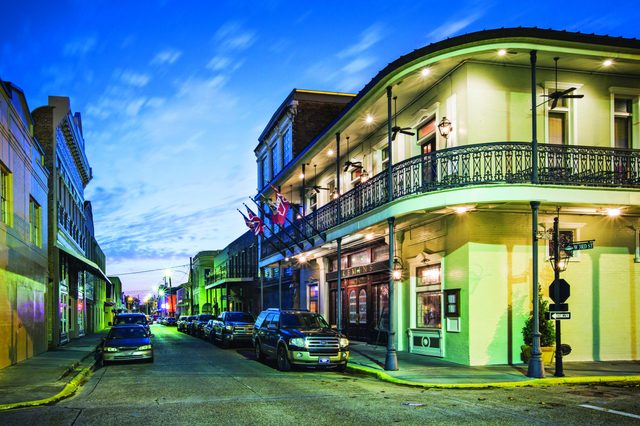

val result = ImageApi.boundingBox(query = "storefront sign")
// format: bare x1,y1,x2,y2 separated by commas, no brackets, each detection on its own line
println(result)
326,261,388,281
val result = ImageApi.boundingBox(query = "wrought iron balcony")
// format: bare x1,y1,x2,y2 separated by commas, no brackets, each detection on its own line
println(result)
261,142,640,258
207,265,257,285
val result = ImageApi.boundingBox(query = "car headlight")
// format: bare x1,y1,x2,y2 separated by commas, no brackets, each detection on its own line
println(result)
104,347,118,352
339,338,350,348
289,337,306,348
224,325,234,331
137,345,152,350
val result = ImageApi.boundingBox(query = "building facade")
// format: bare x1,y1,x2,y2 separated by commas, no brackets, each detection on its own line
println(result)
33,96,109,347
206,231,258,316
190,250,218,314
255,28,640,366
0,80,49,368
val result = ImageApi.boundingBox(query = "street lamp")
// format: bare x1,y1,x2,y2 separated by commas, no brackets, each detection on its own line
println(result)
164,269,173,318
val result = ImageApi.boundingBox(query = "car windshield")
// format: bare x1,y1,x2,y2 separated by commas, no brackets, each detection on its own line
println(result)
228,313,254,322
114,316,147,325
109,327,148,339
280,313,329,330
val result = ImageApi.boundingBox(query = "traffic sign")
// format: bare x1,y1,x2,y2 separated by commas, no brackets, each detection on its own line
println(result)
549,278,570,304
563,240,594,252
545,311,571,320
549,303,568,311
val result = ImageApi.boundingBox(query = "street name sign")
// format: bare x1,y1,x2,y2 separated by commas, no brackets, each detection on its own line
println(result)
563,240,594,252
546,311,571,320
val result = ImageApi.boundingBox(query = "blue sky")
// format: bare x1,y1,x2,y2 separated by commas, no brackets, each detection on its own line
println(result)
1,0,638,295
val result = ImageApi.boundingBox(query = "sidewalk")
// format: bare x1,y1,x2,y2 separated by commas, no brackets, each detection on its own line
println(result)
347,341,640,388
0,330,106,410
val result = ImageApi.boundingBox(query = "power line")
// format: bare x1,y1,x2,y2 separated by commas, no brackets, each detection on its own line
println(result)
110,264,190,276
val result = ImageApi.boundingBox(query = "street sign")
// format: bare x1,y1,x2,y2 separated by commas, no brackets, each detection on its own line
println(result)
549,278,570,304
563,240,594,252
549,303,568,311
545,311,571,320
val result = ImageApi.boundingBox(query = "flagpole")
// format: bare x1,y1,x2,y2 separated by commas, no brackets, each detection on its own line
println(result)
244,203,296,255
237,208,288,258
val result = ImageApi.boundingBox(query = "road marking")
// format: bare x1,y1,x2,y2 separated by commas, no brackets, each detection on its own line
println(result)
579,404,640,420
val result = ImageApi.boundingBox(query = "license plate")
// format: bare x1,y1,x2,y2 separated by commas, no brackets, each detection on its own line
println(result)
319,357,330,364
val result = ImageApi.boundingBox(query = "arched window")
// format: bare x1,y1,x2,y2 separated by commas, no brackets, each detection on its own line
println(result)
358,289,367,323
348,290,357,324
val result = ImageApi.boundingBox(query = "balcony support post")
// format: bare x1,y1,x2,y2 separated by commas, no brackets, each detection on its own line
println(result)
387,86,394,203
336,236,342,334
336,132,341,224
385,216,399,371
531,50,539,184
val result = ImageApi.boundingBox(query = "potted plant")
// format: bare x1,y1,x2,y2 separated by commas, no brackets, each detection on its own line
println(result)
521,286,556,364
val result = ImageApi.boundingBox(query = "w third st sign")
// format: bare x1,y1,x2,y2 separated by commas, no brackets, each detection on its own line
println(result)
549,278,570,304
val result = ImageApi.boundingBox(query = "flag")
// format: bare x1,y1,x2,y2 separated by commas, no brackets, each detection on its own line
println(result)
245,206,265,236
239,209,264,236
270,184,290,226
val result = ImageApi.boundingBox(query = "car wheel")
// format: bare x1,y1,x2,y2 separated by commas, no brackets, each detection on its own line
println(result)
222,336,230,349
255,342,265,362
277,345,291,372
336,363,347,373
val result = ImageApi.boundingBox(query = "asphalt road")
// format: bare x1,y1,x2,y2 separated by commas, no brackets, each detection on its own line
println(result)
1,324,639,425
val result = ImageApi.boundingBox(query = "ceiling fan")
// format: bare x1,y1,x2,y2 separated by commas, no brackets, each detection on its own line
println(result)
343,136,363,172
539,57,584,110
391,96,415,141
306,164,330,194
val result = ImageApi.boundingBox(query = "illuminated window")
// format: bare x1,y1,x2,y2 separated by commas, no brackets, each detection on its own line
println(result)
358,289,367,323
29,197,42,247
380,146,389,171
348,290,357,323
416,264,442,328
0,163,11,226
614,97,632,149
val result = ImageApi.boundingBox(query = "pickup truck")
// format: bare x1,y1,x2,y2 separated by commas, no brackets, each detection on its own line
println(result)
211,311,255,348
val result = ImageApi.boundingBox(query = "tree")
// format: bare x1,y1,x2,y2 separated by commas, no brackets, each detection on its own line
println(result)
522,286,556,346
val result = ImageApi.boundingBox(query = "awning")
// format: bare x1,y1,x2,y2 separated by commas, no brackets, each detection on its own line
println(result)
55,242,111,285
205,277,253,290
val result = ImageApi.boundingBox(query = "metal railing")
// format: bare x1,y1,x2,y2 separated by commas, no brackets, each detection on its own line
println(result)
262,142,640,258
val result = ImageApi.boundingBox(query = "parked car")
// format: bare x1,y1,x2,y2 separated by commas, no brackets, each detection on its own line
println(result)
211,311,255,348
203,320,216,342
252,309,349,372
177,315,191,332
189,314,214,337
111,313,151,335
165,317,177,326
180,315,197,333
99,324,153,364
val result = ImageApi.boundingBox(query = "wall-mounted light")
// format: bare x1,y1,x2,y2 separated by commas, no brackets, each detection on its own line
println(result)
392,257,404,281
438,117,453,139
603,59,614,67
365,114,374,124
327,149,334,157
421,68,431,77
298,255,307,264
605,207,621,217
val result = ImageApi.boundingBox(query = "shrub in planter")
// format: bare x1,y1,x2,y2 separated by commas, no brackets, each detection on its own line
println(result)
521,287,556,363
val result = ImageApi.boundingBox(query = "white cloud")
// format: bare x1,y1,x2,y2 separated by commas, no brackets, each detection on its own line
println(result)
214,22,256,51
343,57,373,75
150,48,182,65
206,56,231,71
63,36,97,57
426,13,483,42
120,71,150,87
337,24,382,59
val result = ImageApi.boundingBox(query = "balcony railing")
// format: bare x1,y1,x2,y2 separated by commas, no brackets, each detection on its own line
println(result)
262,142,640,258
207,266,257,285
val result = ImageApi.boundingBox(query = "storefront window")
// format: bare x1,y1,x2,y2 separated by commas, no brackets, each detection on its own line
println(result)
349,290,357,323
372,245,389,262
349,250,370,267
416,264,442,329
308,284,318,313
358,289,367,323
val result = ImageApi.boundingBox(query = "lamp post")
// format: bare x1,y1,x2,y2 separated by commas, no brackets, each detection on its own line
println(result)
164,269,173,318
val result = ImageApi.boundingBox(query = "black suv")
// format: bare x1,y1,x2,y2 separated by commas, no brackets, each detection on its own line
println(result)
190,314,214,337
252,309,349,371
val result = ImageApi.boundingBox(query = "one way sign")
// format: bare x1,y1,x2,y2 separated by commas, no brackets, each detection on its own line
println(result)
545,311,571,320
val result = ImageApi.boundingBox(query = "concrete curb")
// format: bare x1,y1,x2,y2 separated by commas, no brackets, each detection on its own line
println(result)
0,358,98,412
346,363,640,389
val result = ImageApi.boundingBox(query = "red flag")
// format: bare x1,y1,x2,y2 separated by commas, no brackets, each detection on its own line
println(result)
245,206,265,236
270,184,290,226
